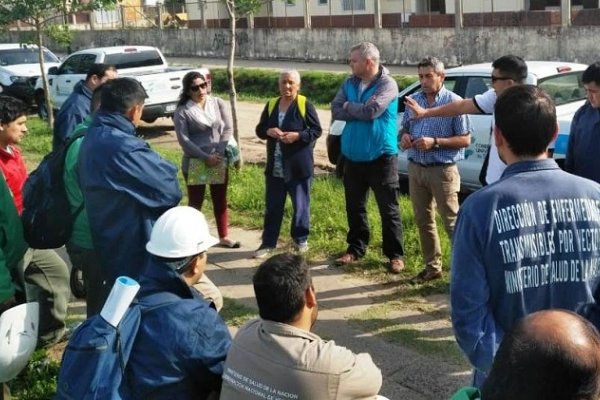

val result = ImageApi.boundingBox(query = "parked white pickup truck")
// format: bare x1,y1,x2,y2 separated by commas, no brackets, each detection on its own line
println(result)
37,45,210,123
0,43,60,106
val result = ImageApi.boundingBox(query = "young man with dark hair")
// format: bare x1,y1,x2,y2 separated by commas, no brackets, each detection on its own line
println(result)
406,54,528,185
450,85,600,388
221,253,383,399
0,95,70,347
565,61,600,183
63,85,105,317
79,78,181,301
53,63,117,150
400,56,471,283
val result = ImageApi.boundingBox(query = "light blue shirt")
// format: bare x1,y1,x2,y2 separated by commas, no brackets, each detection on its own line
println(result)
402,86,472,165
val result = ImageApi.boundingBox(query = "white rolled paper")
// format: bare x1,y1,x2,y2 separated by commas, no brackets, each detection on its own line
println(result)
100,276,140,327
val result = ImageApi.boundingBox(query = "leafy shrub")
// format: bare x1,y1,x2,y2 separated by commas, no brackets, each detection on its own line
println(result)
210,68,417,106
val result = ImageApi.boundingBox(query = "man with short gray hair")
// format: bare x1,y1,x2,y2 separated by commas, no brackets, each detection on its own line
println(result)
400,57,471,283
331,41,405,274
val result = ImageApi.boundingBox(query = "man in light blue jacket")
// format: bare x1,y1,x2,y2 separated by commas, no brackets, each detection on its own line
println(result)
331,41,404,274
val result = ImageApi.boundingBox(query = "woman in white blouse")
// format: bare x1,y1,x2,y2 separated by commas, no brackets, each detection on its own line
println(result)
173,71,240,248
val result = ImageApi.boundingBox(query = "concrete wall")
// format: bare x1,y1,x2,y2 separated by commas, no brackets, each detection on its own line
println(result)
2,25,598,66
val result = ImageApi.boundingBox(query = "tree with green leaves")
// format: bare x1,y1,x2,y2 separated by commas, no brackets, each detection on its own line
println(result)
0,0,118,127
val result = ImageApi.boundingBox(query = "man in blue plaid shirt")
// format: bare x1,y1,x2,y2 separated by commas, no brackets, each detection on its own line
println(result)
400,57,472,283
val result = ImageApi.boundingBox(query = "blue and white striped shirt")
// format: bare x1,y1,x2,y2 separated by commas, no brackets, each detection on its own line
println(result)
402,86,472,165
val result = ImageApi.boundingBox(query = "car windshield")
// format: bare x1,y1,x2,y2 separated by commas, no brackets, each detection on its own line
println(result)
538,71,586,106
104,50,164,69
0,48,59,66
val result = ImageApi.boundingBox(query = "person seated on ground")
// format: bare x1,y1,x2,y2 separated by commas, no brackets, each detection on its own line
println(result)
126,206,231,399
220,253,383,400
53,63,117,151
451,309,600,400
0,95,70,348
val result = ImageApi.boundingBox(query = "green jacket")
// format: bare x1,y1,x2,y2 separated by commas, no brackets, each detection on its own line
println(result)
0,174,28,303
64,117,93,249
450,387,481,400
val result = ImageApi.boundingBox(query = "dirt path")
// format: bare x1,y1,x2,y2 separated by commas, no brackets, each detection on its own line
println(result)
140,100,334,171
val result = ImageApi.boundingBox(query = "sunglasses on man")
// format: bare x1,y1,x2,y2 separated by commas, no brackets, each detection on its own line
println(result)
190,82,208,92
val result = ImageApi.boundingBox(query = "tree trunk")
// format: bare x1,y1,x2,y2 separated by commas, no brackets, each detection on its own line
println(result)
226,1,242,167
36,19,54,127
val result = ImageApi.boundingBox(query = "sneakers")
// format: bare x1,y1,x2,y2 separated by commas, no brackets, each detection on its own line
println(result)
411,268,443,284
253,247,274,259
295,242,309,254
388,258,405,274
335,253,358,266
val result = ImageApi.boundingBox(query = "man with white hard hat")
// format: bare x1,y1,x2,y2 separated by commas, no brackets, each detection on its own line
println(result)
125,206,232,399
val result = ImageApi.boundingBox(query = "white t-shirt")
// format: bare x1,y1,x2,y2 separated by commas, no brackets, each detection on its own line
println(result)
473,89,504,185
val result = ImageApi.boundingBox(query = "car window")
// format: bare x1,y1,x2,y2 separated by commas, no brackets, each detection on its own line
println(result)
0,49,58,66
464,77,491,99
104,50,163,69
538,72,585,106
58,54,97,75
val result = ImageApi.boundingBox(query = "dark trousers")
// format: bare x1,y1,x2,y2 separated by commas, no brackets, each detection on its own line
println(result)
343,155,404,260
261,175,312,248
187,171,229,239
66,243,109,318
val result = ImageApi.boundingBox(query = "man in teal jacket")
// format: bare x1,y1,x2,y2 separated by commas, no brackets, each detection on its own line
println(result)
331,41,404,274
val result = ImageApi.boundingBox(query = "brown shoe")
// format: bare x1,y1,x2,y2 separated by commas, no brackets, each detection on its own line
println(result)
335,253,358,266
410,269,442,284
388,258,405,274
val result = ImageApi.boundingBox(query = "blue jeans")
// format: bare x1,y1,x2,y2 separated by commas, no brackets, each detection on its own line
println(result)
260,175,312,248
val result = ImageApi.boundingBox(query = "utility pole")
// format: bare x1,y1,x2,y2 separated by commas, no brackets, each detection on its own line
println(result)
374,0,382,28
454,0,463,30
304,0,311,28
561,0,571,27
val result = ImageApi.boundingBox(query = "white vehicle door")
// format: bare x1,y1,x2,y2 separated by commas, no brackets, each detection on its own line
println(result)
458,75,493,189
51,53,96,110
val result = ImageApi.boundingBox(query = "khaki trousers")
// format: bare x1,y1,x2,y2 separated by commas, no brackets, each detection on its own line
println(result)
408,162,460,272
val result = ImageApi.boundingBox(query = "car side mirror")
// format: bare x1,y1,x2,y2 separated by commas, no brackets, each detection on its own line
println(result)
398,96,406,113
48,66,58,75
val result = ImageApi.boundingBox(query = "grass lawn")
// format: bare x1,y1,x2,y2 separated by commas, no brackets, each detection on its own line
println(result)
10,109,461,399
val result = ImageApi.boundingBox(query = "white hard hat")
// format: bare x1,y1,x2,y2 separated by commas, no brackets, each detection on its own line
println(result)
0,302,39,382
146,206,219,259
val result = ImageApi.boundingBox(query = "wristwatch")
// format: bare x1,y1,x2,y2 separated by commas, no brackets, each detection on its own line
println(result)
433,137,440,149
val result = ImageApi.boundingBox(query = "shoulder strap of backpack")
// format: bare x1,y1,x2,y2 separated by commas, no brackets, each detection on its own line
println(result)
267,97,279,117
63,130,87,220
267,95,307,122
296,94,307,121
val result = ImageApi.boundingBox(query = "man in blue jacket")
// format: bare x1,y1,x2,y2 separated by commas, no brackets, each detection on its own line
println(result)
331,41,404,273
128,206,231,399
79,78,182,301
52,63,117,151
451,85,600,388
565,61,600,184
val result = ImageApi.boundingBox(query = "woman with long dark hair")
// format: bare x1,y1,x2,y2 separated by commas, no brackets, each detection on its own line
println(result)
173,71,240,248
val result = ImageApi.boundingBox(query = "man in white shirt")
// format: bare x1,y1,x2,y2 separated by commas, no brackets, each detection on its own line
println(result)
405,55,528,185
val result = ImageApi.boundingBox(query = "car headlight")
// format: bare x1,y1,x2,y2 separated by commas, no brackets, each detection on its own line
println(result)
9,76,28,83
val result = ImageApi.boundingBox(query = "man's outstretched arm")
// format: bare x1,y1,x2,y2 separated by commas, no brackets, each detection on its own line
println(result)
405,97,481,120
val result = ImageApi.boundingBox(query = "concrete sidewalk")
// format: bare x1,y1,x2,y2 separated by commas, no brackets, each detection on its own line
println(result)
205,225,471,400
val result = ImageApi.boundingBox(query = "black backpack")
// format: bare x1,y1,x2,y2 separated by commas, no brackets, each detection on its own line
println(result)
21,132,85,249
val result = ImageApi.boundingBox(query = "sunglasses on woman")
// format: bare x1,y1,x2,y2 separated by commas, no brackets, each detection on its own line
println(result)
190,82,208,92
